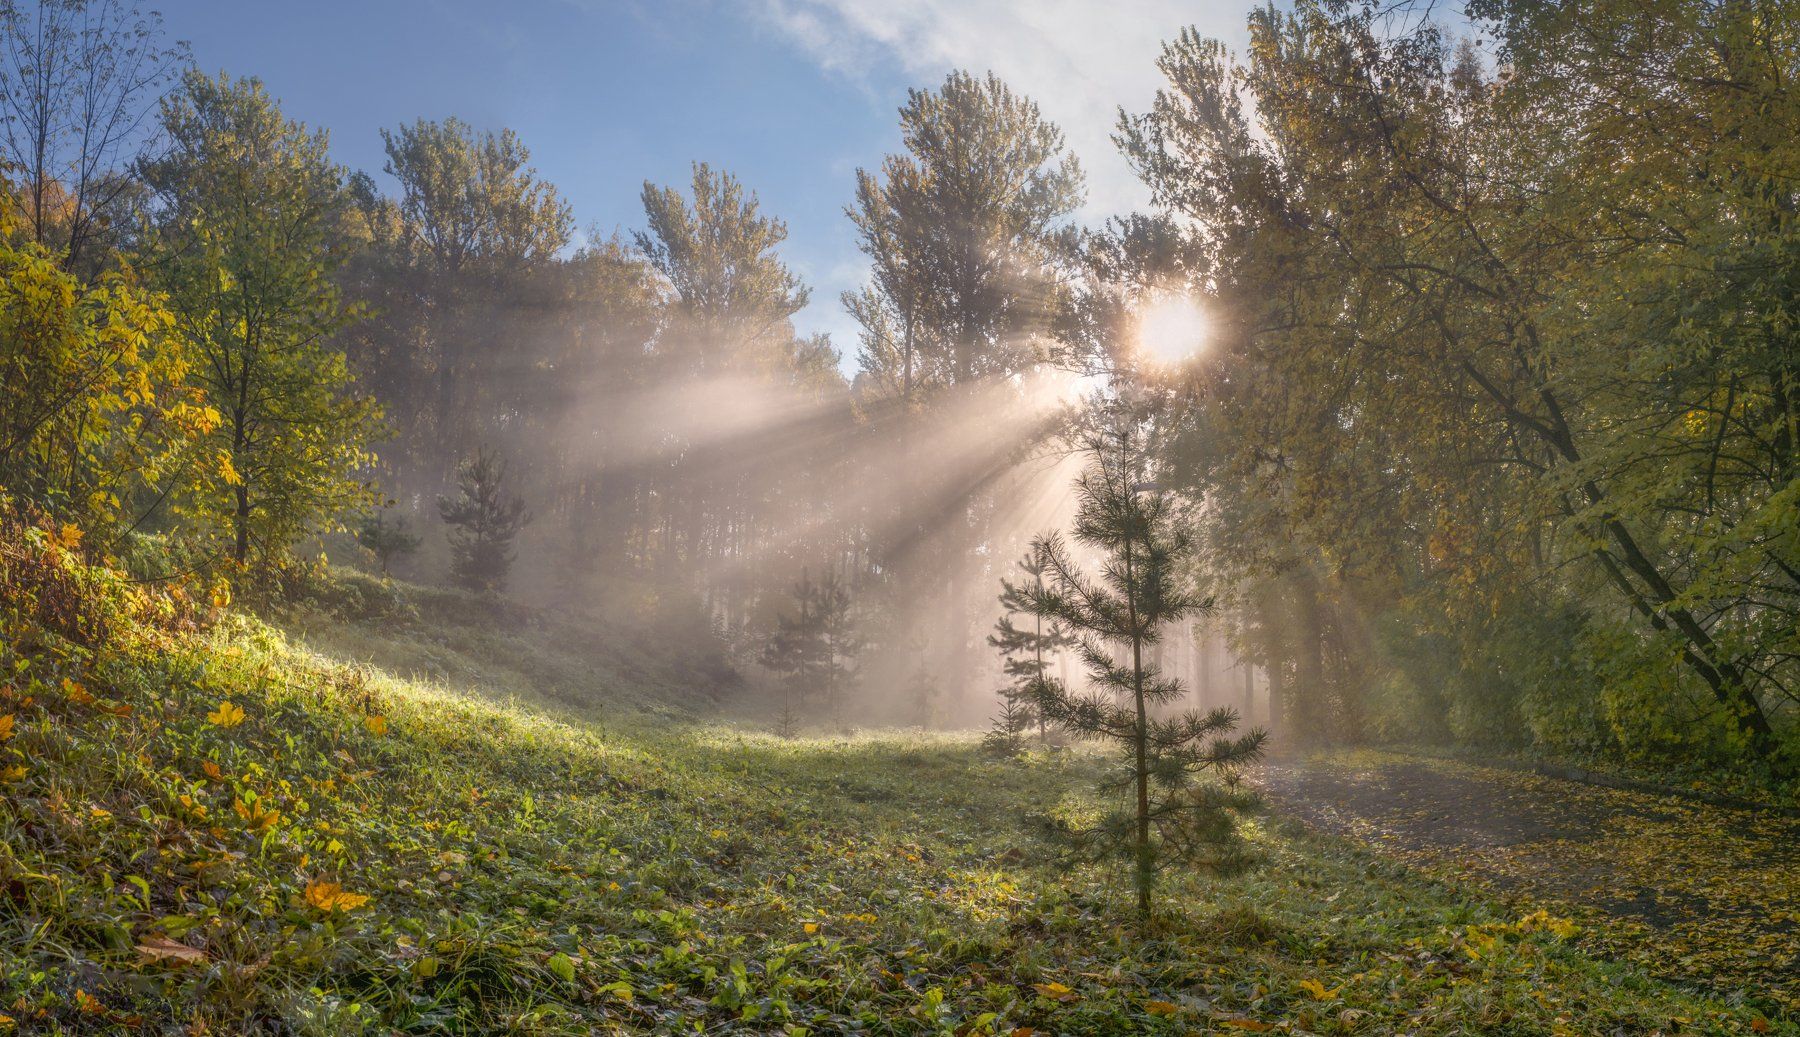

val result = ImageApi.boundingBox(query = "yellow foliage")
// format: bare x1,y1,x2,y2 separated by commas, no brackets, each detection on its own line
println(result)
304,880,370,913
206,700,245,728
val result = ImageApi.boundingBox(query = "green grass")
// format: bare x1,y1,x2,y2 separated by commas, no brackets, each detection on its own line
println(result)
0,558,1790,1034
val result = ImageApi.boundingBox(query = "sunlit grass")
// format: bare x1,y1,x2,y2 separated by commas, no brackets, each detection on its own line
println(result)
0,564,1786,1033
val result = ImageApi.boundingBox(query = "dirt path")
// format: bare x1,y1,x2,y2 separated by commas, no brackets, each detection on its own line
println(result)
1255,751,1800,1006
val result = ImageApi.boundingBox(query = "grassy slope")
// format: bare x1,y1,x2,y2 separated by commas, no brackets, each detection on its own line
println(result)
1,567,1791,1034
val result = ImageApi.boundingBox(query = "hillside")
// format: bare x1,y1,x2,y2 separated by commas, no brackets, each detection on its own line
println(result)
0,538,1791,1034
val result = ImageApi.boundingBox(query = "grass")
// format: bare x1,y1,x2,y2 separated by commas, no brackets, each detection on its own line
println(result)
0,545,1791,1033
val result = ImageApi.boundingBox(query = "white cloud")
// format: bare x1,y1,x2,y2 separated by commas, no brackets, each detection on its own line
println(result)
754,0,1252,217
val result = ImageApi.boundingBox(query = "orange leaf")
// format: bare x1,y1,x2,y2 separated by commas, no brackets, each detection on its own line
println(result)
304,880,370,913
1145,1000,1181,1016
1220,1020,1274,1032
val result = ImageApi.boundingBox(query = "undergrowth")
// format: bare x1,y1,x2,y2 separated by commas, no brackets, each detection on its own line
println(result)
0,521,1789,1034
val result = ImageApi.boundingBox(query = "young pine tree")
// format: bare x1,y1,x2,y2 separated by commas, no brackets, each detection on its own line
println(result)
356,504,422,576
988,546,1077,745
760,569,829,731
813,567,861,723
436,447,529,593
1025,421,1265,921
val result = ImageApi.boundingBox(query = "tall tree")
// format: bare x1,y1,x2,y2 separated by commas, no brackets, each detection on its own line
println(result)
0,0,188,273
139,70,379,569
848,70,1084,391
1120,2,1800,767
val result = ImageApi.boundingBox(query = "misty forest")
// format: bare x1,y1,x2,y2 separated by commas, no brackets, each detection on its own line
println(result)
1,0,1798,1032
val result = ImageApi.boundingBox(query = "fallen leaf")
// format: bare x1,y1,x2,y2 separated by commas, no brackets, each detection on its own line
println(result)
136,936,205,965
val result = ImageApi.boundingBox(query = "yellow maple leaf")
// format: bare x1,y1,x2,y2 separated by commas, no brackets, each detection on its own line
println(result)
1033,981,1078,1002
0,714,13,741
1,765,25,782
233,797,280,830
304,880,371,913
1145,1000,1180,1016
1298,978,1343,1000
363,714,388,736
63,679,96,705
206,701,245,728
201,761,225,781
803,922,819,934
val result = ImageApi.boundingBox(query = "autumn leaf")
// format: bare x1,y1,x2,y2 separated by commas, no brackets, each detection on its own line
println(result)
1032,981,1078,1002
0,765,24,782
304,880,370,913
1218,1019,1274,1032
201,760,224,781
232,796,280,831
0,714,13,741
206,701,245,728
62,679,96,705
1298,977,1343,1000
803,922,819,934
363,714,388,735
136,936,206,965
1145,1000,1181,1016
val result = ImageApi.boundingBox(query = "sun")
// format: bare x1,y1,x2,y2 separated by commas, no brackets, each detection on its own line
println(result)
1134,295,1208,369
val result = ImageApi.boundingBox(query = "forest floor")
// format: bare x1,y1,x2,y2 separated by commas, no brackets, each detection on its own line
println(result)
5,555,1797,1033
1258,750,1800,1011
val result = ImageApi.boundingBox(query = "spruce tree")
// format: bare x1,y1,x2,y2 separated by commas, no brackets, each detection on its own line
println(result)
437,447,529,593
1024,418,1265,920
760,569,828,729
988,546,1077,743
357,504,421,576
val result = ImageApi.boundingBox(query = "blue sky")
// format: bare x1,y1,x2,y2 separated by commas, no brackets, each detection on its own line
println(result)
164,1,1256,360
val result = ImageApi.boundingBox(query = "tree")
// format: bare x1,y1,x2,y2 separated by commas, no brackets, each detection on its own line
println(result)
356,504,420,576
847,70,1083,392
1024,413,1265,920
0,0,188,274
139,71,380,570
380,117,572,276
844,70,1086,719
0,217,211,528
1118,1,1800,771
437,446,528,593
988,545,1075,742
759,567,859,724
636,162,810,378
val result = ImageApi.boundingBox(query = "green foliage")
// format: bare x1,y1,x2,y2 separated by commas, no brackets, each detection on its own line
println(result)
0,514,1783,1033
436,446,529,593
1023,416,1266,919
847,69,1083,394
139,70,381,570
1119,0,1800,773
380,116,573,274
355,504,422,576
987,545,1076,744
759,566,859,722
